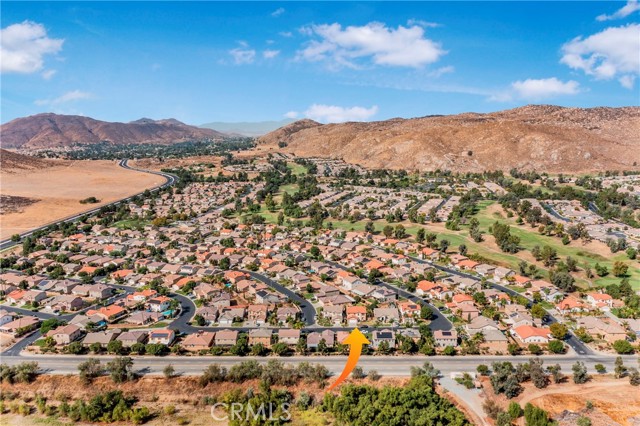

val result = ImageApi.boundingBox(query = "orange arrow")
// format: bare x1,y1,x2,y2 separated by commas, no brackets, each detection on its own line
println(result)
327,328,370,391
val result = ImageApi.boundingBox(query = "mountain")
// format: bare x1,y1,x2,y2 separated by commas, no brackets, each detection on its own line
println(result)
0,113,226,149
259,105,640,173
200,119,296,137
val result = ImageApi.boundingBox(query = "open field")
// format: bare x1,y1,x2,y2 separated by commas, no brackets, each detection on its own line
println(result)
0,160,165,239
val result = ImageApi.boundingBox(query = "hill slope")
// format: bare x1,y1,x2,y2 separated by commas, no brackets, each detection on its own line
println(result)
0,149,54,172
0,113,225,149
259,105,640,173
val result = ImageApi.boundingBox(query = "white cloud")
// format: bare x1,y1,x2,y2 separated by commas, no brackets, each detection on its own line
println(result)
35,90,92,106
263,49,280,59
271,7,285,17
279,31,293,38
229,47,256,64
1,21,64,74
284,111,299,119
41,69,56,80
302,104,378,123
560,24,640,88
510,78,581,100
407,19,440,28
597,0,640,21
297,22,446,69
427,65,454,78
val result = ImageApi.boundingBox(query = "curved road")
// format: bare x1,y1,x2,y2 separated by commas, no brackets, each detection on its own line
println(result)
0,159,176,251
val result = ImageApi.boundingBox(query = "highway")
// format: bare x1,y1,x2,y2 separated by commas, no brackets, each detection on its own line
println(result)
0,159,176,251
1,352,637,377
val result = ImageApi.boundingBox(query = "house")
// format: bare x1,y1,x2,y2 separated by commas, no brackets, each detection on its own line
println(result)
346,306,367,326
276,306,298,323
125,311,163,325
576,316,627,343
87,305,127,323
116,330,148,347
512,325,551,344
307,330,335,349
182,331,216,352
277,329,301,345
371,329,396,350
82,330,121,347
88,284,114,299
586,292,614,309
47,324,84,345
148,296,172,313
434,330,458,347
214,329,239,346
0,316,40,336
148,329,176,346
555,296,587,315
247,304,269,325
373,307,400,324
45,295,84,312
0,310,14,326
322,305,344,325
248,329,273,347
196,306,219,324
398,301,421,323
466,316,500,335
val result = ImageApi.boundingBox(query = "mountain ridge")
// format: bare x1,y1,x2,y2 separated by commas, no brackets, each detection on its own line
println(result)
258,105,640,173
0,113,225,149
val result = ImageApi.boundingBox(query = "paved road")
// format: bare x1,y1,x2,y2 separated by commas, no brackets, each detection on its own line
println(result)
1,352,637,377
0,159,176,251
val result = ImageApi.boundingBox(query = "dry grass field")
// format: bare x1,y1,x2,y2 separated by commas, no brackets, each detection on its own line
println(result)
0,160,165,239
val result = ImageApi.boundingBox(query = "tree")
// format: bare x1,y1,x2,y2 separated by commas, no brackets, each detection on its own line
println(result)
78,358,103,384
529,358,548,389
531,304,546,319
572,361,589,384
351,366,366,379
271,342,289,356
524,403,553,426
613,340,635,355
107,340,125,355
577,417,592,426
508,401,522,420
550,323,568,340
163,364,175,379
410,361,440,379
629,368,640,386
612,261,629,277
106,356,135,383
614,356,627,378
477,364,490,376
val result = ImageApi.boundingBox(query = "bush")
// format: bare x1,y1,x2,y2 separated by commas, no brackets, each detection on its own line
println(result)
594,364,606,374
367,370,381,381
199,364,227,387
547,340,565,354
0,362,39,384
351,366,366,379
612,339,635,354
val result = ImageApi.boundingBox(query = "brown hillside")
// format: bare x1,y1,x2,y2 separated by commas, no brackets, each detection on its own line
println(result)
0,113,225,149
0,149,54,172
259,105,640,173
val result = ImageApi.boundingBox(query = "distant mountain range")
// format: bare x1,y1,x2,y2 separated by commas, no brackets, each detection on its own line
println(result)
200,119,296,137
0,113,225,149
259,105,640,173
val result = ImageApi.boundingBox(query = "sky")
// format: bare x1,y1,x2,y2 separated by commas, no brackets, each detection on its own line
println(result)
1,1,639,125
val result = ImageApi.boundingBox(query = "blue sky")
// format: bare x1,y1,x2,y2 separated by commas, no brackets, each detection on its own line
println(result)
1,1,639,125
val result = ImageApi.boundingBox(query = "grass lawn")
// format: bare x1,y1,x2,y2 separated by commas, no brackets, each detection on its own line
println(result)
114,219,150,230
288,162,307,176
473,201,640,289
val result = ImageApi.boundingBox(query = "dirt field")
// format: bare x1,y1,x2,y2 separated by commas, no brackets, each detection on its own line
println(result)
0,160,165,239
482,376,640,426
